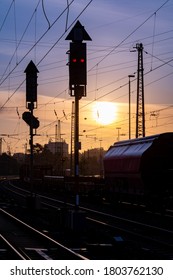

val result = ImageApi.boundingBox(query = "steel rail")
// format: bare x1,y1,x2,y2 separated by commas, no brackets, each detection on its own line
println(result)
0,234,28,260
0,208,88,260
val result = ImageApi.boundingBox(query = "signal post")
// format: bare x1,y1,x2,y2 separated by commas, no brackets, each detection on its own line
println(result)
23,60,40,209
66,21,91,210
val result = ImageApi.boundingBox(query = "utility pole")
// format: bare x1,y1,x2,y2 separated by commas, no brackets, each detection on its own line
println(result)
55,124,58,153
135,43,145,138
0,138,2,155
128,74,135,139
57,120,61,141
66,21,91,208
99,139,103,177
70,101,75,176
116,127,121,141
55,120,61,153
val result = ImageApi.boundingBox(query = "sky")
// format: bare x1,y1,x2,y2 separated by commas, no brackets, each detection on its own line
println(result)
0,0,173,154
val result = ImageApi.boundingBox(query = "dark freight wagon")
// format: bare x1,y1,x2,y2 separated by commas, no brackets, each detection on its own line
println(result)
103,132,173,210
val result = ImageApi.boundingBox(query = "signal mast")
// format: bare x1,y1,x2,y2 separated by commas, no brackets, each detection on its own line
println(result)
66,21,91,208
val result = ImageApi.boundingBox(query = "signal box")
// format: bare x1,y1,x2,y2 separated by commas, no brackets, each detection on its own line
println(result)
24,60,39,108
69,42,86,88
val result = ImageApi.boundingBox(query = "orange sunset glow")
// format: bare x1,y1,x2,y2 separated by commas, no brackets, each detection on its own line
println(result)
0,1,173,155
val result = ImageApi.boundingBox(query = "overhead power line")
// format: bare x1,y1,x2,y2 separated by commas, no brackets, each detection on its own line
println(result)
89,0,170,71
42,0,50,28
0,0,41,83
37,0,93,66
0,0,75,87
0,0,14,32
0,0,93,111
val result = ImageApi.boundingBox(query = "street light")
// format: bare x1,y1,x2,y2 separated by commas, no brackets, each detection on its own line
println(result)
128,74,135,139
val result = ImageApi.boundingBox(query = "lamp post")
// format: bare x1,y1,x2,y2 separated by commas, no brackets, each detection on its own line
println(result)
128,74,135,139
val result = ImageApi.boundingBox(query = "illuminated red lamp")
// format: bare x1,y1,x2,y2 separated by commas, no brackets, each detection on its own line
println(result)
80,58,85,63
72,58,77,62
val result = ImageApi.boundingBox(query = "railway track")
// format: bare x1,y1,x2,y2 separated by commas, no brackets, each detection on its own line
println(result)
0,233,27,260
85,210,173,259
41,197,173,259
0,208,87,260
1,179,173,259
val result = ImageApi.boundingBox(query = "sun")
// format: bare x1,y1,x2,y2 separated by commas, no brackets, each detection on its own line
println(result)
92,101,117,125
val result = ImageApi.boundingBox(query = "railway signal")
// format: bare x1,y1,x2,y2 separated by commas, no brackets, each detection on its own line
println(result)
66,20,91,97
69,42,87,90
22,111,39,129
23,61,39,202
24,60,39,109
66,21,92,209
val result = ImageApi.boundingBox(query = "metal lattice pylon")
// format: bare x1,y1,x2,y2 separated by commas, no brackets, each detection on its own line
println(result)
136,43,145,138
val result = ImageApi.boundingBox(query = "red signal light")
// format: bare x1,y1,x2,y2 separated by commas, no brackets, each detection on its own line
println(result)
69,42,87,86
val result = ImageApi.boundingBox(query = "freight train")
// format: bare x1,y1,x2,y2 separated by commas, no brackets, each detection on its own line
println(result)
19,133,173,210
103,132,173,210
19,164,104,198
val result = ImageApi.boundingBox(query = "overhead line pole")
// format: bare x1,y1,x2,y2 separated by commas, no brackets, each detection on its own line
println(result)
135,43,145,138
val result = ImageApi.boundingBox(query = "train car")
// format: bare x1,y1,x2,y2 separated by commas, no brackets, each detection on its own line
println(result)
103,132,173,209
43,175,105,199
19,164,53,184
